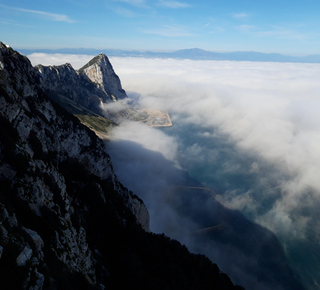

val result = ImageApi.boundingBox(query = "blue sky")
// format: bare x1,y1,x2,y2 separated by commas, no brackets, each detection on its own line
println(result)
1,0,320,55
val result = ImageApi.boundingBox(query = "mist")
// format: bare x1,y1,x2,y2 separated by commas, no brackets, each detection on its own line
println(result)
28,53,320,289
109,58,320,233
107,57,320,290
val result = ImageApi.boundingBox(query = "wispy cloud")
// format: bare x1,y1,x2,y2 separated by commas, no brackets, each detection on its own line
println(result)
0,19,33,28
236,24,255,33
113,7,137,17
159,0,191,8
113,0,146,6
233,12,248,19
0,4,74,23
257,26,306,40
143,25,193,37
204,21,225,33
235,23,307,41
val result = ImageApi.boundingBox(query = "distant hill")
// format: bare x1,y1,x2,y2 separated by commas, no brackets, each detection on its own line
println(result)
19,47,320,63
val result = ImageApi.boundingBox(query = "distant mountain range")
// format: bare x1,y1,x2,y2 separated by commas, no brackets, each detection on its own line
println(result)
19,47,320,63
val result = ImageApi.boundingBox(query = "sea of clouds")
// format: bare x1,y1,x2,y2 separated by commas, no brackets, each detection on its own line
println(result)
28,53,320,289
108,57,320,236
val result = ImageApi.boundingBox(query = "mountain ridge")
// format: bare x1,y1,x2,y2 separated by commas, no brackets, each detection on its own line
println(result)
19,47,320,63
0,41,243,289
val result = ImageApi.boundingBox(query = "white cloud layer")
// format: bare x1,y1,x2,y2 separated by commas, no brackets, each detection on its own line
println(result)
27,53,320,237
27,53,320,288
109,57,320,237
28,53,93,70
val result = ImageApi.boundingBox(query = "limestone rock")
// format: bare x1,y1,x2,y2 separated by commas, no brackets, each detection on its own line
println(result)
78,54,127,100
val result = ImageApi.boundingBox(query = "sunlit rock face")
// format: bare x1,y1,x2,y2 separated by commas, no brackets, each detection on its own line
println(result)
35,53,127,119
35,62,110,114
78,53,127,100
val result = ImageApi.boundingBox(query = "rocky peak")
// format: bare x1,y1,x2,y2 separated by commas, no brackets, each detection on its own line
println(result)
35,54,128,119
36,63,79,90
78,53,127,100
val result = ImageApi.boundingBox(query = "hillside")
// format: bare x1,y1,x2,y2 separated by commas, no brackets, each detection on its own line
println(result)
0,43,243,289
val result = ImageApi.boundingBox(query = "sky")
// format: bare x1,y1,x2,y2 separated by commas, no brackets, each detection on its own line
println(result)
1,0,320,55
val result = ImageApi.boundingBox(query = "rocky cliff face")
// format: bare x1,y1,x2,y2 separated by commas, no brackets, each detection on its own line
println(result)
35,53,127,120
36,63,102,113
0,43,148,287
0,43,242,289
78,54,127,100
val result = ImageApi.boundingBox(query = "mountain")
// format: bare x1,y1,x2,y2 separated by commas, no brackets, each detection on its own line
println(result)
0,42,244,289
78,54,127,100
35,54,126,115
36,54,172,134
19,47,320,63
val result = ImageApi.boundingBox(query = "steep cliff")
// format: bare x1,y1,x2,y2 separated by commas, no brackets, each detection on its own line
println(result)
78,54,127,100
0,43,242,289
36,62,112,116
35,54,130,136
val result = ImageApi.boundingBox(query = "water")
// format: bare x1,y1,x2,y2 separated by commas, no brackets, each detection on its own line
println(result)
160,118,320,290
106,57,320,290
107,119,314,290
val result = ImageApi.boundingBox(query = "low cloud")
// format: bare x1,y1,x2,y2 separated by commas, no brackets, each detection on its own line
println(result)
27,53,320,239
28,53,93,70
25,53,320,289
109,57,320,240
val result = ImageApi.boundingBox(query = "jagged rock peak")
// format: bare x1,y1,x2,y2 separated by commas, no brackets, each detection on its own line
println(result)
36,62,78,81
36,62,74,71
78,53,127,100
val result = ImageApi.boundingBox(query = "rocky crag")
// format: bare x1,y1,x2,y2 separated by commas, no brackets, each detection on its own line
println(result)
35,53,172,133
36,53,126,114
77,54,127,101
0,43,242,289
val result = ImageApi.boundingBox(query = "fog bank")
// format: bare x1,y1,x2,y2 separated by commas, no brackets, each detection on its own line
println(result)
28,53,320,289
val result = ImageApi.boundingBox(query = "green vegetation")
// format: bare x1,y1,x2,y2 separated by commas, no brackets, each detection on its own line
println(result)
47,92,116,137
75,113,116,137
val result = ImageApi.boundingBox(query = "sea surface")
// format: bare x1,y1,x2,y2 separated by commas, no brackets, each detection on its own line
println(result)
107,118,319,290
160,121,320,290
106,57,320,290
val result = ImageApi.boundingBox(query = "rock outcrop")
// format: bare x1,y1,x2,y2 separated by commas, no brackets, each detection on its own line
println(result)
78,54,127,100
36,62,114,116
34,53,127,120
0,42,242,289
